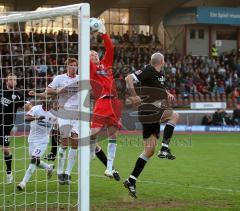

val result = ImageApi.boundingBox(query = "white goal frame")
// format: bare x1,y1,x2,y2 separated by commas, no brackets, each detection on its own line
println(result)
0,3,90,211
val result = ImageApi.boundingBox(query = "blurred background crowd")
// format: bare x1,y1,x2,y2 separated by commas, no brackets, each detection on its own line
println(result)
0,30,240,109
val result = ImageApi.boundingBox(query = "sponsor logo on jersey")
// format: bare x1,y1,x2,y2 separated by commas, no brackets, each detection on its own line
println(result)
1,97,12,106
157,76,165,84
37,120,52,128
12,94,17,100
135,70,142,75
12,94,21,101
66,86,78,93
97,69,108,76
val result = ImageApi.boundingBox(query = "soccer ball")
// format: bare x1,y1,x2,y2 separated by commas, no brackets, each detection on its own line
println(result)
90,18,101,32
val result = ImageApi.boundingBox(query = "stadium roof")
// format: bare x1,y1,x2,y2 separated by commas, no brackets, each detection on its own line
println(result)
4,0,240,31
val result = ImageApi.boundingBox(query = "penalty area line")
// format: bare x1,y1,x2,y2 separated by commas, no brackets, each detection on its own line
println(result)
90,174,240,193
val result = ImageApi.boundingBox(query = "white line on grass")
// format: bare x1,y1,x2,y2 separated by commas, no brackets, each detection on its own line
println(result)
218,143,240,146
90,174,240,193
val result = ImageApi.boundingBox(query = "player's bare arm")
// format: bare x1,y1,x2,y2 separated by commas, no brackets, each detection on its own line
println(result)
125,74,141,106
28,87,66,98
166,90,175,102
25,115,45,122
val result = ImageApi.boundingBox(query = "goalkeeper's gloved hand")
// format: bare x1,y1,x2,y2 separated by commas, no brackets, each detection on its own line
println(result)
98,20,106,34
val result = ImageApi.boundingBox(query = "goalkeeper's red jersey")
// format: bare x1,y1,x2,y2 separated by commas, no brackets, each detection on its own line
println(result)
90,34,117,99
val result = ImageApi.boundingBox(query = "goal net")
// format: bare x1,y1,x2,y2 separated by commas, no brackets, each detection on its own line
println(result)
0,4,90,211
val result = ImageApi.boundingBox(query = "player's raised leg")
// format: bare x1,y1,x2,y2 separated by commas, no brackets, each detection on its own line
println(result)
158,110,179,159
17,143,54,191
17,100,57,190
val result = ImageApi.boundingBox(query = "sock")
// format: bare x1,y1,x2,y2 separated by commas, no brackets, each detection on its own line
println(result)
107,139,117,171
57,147,67,174
95,146,107,167
65,148,77,176
38,160,50,170
162,122,175,149
22,163,36,185
51,129,59,156
129,153,149,185
4,154,12,174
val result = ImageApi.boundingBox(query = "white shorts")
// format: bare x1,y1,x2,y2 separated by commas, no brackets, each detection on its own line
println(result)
29,142,48,158
58,117,79,138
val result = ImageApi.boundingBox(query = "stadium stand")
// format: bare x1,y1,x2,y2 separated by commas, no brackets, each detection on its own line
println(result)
0,30,239,108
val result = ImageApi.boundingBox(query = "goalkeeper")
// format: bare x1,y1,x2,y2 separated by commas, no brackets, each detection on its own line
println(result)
90,18,122,180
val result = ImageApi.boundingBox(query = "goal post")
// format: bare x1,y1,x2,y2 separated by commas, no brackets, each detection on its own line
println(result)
0,3,90,211
78,3,90,211
0,4,89,24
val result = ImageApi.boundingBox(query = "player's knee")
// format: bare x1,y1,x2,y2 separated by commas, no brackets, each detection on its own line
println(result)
90,128,101,140
70,137,78,149
90,133,98,141
58,146,67,155
108,126,118,139
71,145,78,150
52,129,59,136
71,132,78,139
171,112,179,123
95,145,101,153
144,149,155,158
60,138,68,146
3,148,10,156
31,156,40,166
144,147,155,158
108,133,117,140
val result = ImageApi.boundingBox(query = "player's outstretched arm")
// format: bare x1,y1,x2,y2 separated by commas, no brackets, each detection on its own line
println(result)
28,88,64,98
28,90,49,98
98,22,114,66
125,74,141,107
25,114,45,122
165,90,175,102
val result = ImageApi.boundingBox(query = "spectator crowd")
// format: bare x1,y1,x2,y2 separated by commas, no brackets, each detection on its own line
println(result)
0,29,240,106
202,103,240,126
91,30,160,45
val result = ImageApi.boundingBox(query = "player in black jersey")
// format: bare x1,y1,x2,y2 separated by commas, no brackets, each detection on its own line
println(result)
0,73,30,184
123,52,179,198
44,125,60,161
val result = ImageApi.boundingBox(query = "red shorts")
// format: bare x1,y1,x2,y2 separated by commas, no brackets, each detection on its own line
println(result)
91,98,122,129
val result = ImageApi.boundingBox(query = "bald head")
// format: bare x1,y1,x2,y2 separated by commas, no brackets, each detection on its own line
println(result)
150,52,164,67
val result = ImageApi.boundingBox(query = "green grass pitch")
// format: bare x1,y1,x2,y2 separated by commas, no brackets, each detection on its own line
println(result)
0,133,240,210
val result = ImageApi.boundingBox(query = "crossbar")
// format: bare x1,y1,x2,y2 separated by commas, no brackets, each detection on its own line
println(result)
0,3,86,24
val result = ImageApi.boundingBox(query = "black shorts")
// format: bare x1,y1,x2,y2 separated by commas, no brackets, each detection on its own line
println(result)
0,125,13,147
138,104,164,139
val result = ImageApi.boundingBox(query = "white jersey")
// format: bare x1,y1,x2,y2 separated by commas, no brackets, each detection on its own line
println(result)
48,74,80,110
27,105,57,143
